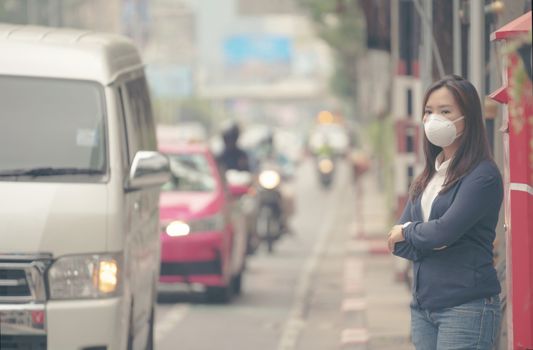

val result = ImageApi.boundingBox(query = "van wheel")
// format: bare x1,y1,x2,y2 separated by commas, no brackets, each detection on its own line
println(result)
127,305,134,350
206,285,233,303
145,306,154,350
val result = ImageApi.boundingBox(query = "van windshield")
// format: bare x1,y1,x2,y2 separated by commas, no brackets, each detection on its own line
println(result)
0,76,107,181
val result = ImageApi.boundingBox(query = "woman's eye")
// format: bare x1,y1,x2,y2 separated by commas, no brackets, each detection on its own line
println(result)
442,110,450,114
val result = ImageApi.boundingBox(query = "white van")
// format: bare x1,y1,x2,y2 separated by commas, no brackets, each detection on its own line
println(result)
0,24,169,350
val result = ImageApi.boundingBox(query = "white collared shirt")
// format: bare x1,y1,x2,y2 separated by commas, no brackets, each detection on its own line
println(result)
420,153,451,222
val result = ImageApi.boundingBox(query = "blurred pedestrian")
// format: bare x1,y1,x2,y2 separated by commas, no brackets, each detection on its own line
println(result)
387,75,503,349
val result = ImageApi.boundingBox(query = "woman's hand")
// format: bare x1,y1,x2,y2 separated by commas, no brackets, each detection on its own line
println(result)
387,225,405,253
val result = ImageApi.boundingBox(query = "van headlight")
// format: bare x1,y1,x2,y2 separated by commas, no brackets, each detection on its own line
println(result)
259,170,281,189
48,254,122,299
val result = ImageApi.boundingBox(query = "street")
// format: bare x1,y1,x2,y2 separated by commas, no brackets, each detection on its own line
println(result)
154,159,413,350
1,2,530,349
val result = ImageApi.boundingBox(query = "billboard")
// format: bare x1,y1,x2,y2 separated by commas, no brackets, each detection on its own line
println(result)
146,64,193,98
224,35,292,65
223,34,293,82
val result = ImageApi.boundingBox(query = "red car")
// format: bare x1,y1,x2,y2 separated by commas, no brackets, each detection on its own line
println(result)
158,143,248,302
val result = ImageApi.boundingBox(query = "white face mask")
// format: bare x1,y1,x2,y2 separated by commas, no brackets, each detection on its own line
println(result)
424,113,464,147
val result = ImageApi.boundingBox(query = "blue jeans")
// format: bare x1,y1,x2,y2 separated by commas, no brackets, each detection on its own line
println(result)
411,296,501,350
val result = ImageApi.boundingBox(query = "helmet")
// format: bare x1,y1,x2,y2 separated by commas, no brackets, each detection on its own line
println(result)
221,120,240,144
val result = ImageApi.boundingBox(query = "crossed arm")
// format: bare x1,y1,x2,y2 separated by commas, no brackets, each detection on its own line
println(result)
391,172,501,261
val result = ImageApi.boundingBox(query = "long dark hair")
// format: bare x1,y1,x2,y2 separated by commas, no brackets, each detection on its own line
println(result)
410,75,493,199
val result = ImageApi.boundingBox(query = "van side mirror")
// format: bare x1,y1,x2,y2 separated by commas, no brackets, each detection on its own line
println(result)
126,151,170,191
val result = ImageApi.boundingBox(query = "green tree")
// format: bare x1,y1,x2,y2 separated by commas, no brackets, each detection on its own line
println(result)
299,0,366,109
0,0,28,24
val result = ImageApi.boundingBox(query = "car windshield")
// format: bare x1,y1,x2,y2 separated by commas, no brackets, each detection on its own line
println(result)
0,76,106,181
162,153,217,192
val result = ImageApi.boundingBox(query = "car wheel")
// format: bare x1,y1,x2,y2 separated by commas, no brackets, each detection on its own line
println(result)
231,273,243,295
206,285,233,303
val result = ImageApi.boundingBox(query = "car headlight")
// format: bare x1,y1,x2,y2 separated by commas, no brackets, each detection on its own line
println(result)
259,170,281,189
165,220,190,237
318,159,334,173
48,254,122,300
164,214,225,237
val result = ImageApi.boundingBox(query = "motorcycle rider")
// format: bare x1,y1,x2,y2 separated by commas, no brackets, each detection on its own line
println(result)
315,136,335,188
255,130,294,237
217,122,250,172
217,122,258,254
255,130,293,178
316,137,334,158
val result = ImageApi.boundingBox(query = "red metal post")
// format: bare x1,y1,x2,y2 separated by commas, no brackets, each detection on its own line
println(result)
507,51,533,348
489,11,532,349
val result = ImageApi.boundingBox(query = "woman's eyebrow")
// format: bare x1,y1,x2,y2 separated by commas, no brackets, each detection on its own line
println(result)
425,104,454,109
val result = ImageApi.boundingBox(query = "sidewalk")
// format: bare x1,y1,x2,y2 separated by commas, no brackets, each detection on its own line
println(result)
343,170,414,350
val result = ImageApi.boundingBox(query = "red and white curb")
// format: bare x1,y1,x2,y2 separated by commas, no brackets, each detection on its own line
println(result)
347,238,389,255
348,222,390,255
342,298,367,312
344,259,364,281
341,328,370,347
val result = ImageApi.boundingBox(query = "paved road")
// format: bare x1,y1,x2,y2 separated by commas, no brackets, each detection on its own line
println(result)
154,158,359,350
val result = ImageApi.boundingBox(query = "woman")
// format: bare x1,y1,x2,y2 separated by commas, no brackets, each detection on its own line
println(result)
387,75,503,349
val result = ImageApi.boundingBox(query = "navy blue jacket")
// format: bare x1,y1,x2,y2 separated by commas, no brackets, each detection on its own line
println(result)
394,160,503,311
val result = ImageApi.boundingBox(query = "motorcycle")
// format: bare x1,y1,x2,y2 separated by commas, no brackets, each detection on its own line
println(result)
316,156,335,189
254,161,288,253
225,165,288,255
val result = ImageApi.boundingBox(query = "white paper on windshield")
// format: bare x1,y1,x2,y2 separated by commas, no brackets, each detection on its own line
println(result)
76,129,97,147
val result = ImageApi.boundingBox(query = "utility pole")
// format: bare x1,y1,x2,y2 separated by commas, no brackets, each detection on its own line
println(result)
453,0,462,75
420,0,433,91
469,0,485,95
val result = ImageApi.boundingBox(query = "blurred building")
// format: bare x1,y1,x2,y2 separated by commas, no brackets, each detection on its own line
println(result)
184,0,333,128
385,1,531,349
386,0,531,217
357,0,392,123
143,0,196,98
0,0,123,32
0,0,334,131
